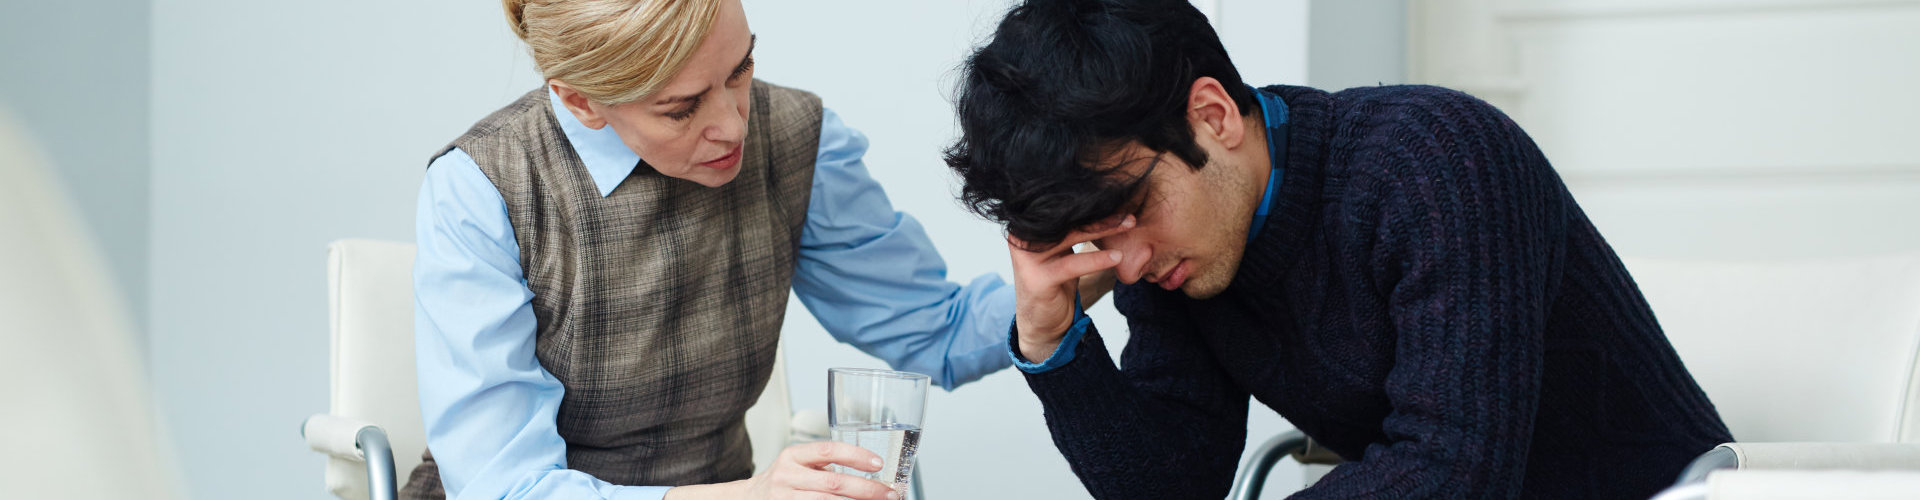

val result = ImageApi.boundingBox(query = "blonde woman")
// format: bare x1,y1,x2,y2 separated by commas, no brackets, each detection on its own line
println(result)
407,1,1105,499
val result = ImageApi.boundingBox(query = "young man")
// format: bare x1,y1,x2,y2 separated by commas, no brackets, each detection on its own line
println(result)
943,1,1732,498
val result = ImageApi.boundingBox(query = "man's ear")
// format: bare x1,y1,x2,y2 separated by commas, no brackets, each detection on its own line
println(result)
1186,76,1247,150
550,80,610,130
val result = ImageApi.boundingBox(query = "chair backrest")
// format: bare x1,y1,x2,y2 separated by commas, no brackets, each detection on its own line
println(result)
324,239,795,497
1622,255,1920,444
326,239,426,498
745,343,793,471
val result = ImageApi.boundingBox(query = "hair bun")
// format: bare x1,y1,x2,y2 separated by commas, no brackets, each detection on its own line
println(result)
502,0,532,40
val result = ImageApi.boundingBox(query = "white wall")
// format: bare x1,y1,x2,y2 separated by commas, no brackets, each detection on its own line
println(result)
1220,0,1312,89
1308,0,1407,90
148,1,539,498
1408,0,1920,260
0,0,151,342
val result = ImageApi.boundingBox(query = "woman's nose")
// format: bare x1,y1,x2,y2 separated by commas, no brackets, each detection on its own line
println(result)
705,95,748,144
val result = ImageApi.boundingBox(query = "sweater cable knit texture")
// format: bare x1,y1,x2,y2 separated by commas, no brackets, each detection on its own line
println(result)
1018,84,1731,500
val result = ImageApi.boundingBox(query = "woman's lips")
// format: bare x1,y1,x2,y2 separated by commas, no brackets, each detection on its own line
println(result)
701,144,743,170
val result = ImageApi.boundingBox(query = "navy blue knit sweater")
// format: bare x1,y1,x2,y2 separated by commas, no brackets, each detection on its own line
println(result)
1017,85,1732,499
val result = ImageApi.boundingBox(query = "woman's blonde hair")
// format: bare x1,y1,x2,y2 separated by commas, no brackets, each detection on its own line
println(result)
504,0,722,105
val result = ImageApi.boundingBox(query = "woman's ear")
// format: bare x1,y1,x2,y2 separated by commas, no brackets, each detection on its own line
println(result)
550,80,609,130
1186,76,1246,150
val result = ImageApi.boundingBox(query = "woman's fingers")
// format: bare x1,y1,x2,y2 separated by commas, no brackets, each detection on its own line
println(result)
754,443,900,500
769,443,898,500
782,441,883,473
784,493,853,500
789,468,897,500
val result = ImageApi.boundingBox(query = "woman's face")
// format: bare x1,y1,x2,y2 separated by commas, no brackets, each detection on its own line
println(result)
553,0,756,188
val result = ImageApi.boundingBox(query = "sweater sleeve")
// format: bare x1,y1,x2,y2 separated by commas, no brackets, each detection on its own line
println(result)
1294,89,1567,499
1017,285,1250,499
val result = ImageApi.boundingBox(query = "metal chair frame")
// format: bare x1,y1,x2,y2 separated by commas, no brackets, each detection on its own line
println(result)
1229,430,1344,500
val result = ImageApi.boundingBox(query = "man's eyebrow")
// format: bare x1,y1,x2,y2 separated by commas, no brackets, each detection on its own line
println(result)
1110,155,1160,211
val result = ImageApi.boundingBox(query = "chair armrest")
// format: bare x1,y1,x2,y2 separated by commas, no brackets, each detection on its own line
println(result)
1675,445,1743,485
1229,430,1347,500
1290,436,1343,465
1650,482,1711,500
1665,443,1920,497
1229,431,1316,500
1718,442,1920,470
1657,470,1920,500
303,414,381,461
303,414,399,500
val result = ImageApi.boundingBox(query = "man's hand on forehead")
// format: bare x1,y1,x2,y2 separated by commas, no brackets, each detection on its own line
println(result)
1011,213,1133,254
1006,214,1135,363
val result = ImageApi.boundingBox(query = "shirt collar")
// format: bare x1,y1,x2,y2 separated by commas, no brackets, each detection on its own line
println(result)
549,89,641,197
1248,86,1289,242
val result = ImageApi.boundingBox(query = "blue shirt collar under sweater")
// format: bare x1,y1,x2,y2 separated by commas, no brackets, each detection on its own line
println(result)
1249,86,1289,242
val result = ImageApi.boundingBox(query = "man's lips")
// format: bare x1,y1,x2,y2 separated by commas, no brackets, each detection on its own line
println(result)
1148,260,1190,291
1160,260,1190,291
700,144,743,170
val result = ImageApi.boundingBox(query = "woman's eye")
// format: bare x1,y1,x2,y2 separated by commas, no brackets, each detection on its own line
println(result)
666,100,701,121
729,57,755,83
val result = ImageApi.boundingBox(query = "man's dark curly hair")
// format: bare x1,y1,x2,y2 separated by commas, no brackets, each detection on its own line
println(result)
944,0,1255,248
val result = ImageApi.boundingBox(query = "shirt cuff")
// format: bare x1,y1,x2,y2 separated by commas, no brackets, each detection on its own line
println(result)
1010,292,1091,374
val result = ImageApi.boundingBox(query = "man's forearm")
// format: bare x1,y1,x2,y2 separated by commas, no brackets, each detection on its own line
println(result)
1017,328,1247,500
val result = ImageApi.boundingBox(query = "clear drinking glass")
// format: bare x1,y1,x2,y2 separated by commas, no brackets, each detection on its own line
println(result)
828,367,929,496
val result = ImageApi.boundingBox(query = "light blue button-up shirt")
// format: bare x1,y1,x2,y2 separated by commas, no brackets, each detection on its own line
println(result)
413,91,1015,500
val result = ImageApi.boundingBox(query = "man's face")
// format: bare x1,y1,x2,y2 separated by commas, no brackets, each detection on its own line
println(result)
1088,141,1259,299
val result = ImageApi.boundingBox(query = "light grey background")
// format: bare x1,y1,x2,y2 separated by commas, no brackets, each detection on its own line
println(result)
0,0,151,340
146,1,540,497
1307,0,1407,90
0,0,1400,498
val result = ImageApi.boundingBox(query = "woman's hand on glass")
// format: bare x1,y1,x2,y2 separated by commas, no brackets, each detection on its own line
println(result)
743,441,898,500
665,441,896,500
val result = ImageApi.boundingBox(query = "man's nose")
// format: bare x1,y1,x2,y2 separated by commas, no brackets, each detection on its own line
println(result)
1099,236,1150,284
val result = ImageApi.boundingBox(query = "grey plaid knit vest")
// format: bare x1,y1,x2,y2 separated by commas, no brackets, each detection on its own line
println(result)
401,80,821,498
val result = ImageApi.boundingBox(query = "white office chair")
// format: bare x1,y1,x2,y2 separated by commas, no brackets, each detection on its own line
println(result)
1230,254,1920,500
1630,255,1920,499
301,239,813,499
